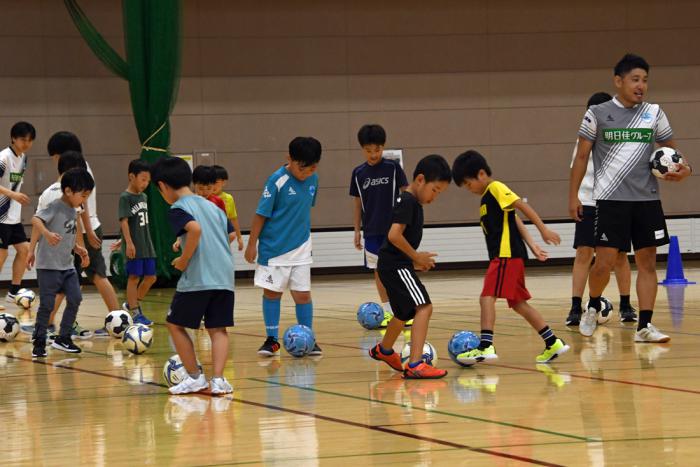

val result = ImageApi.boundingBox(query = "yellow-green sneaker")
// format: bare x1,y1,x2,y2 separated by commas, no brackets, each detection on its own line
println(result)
535,338,570,363
379,310,393,329
457,345,498,365
405,319,414,327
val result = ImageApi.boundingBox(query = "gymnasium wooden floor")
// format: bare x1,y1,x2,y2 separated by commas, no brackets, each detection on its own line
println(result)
2,263,699,466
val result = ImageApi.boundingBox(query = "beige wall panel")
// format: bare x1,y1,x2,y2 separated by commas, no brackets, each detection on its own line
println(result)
651,66,700,102
659,177,700,214
86,154,134,195
45,78,131,116
661,102,700,138
180,37,202,78
43,0,124,38
486,143,575,182
200,76,349,115
0,0,43,36
628,0,700,29
94,193,122,233
172,78,204,116
44,37,121,78
0,78,47,116
489,107,582,145
0,37,45,77
629,29,700,67
347,73,490,112
46,116,139,155
170,115,205,150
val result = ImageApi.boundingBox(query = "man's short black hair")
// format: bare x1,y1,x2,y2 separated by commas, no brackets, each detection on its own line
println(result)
289,137,322,167
11,121,36,141
452,150,492,186
47,131,82,156
61,167,94,193
212,164,228,181
357,124,386,147
192,165,216,185
413,154,452,184
587,92,612,108
128,159,150,176
58,150,87,175
614,54,649,77
151,157,192,190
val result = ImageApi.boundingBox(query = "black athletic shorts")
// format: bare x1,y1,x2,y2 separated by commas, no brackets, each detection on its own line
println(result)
573,206,597,249
0,223,27,249
595,200,669,252
377,267,431,321
166,289,234,329
82,226,107,280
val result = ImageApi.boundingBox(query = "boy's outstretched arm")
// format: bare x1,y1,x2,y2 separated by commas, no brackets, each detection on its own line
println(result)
386,223,436,271
172,220,201,271
569,137,593,221
515,215,548,262
352,197,362,250
512,199,560,246
244,214,266,264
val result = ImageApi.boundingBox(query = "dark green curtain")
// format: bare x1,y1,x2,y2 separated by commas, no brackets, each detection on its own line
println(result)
64,0,182,283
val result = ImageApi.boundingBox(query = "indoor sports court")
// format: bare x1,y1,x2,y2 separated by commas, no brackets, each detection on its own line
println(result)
1,1,699,466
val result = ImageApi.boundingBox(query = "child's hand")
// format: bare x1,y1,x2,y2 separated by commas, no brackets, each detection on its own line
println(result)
171,256,188,272
531,244,549,262
10,192,29,205
75,245,90,267
43,231,62,246
86,230,102,249
413,251,437,271
172,238,181,253
541,228,561,246
237,238,244,251
26,252,35,270
353,231,362,250
126,242,136,259
110,239,122,252
244,242,257,264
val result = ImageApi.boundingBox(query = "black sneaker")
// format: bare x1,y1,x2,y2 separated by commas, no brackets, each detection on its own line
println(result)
51,336,82,353
257,337,280,357
565,308,582,326
620,305,638,323
308,343,323,356
32,341,47,358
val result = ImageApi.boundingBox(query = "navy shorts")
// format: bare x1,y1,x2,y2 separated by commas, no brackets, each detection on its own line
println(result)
126,258,156,277
166,289,235,329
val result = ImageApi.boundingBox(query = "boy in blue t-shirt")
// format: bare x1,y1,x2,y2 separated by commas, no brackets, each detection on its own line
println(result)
245,137,321,357
152,157,235,395
350,124,408,327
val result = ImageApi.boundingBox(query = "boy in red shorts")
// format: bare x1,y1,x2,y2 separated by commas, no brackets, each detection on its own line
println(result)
452,150,570,364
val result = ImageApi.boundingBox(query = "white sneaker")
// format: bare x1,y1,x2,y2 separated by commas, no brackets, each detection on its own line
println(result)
168,374,208,395
579,308,598,337
210,377,233,395
635,324,671,343
6,293,16,303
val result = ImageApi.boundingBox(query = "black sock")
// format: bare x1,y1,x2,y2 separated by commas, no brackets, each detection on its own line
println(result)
9,284,20,295
588,296,601,312
637,310,653,331
539,326,557,347
478,329,494,350
620,295,631,308
571,297,582,310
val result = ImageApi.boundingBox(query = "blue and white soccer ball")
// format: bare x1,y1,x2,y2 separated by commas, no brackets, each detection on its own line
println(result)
357,302,384,330
0,313,19,342
447,331,480,367
400,341,437,366
105,310,133,338
282,324,316,358
122,324,153,355
162,354,203,387
15,288,36,309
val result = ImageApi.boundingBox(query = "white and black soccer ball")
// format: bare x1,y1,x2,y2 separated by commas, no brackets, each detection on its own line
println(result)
0,313,19,342
162,354,203,387
122,324,153,355
104,310,133,338
650,147,684,178
400,341,437,366
15,288,36,309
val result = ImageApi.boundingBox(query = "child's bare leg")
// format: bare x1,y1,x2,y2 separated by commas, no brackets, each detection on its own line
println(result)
93,274,120,311
166,322,200,375
207,327,229,378
380,316,405,351
511,301,547,331
408,304,432,363
126,275,140,309
374,270,389,303
137,275,157,302
48,293,65,327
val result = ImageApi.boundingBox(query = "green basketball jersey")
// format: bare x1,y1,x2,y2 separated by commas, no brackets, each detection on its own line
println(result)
119,191,156,259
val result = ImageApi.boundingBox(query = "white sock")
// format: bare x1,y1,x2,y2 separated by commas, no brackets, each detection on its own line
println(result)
382,302,393,314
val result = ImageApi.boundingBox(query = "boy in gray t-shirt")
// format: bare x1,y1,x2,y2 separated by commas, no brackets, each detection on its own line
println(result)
28,168,94,358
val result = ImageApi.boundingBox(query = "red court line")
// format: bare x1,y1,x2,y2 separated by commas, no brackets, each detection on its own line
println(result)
8,355,562,467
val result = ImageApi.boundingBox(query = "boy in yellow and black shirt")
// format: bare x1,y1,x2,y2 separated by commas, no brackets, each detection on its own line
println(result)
452,150,570,364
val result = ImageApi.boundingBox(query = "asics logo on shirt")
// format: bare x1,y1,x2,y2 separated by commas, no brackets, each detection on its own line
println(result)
288,187,297,195
362,177,390,189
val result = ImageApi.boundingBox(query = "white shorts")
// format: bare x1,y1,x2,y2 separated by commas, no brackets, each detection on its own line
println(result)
254,264,311,292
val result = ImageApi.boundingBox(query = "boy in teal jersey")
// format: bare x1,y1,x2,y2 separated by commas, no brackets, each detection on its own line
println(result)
152,156,235,395
245,137,322,357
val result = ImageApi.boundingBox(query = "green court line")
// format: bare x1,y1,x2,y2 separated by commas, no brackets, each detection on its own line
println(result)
248,377,593,442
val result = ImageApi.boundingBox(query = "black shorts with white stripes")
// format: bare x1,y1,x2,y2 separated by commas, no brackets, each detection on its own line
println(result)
377,267,431,321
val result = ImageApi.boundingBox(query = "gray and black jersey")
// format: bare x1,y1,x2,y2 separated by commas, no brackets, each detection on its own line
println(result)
578,97,673,201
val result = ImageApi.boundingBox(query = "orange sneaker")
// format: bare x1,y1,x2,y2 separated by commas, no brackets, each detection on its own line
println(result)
403,362,447,379
369,344,403,371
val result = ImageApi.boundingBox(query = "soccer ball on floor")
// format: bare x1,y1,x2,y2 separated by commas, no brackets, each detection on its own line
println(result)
105,310,133,338
282,324,316,358
401,341,437,366
15,289,36,309
447,331,480,367
357,302,384,330
163,354,204,387
650,147,684,178
122,324,153,355
597,296,614,324
0,313,19,342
